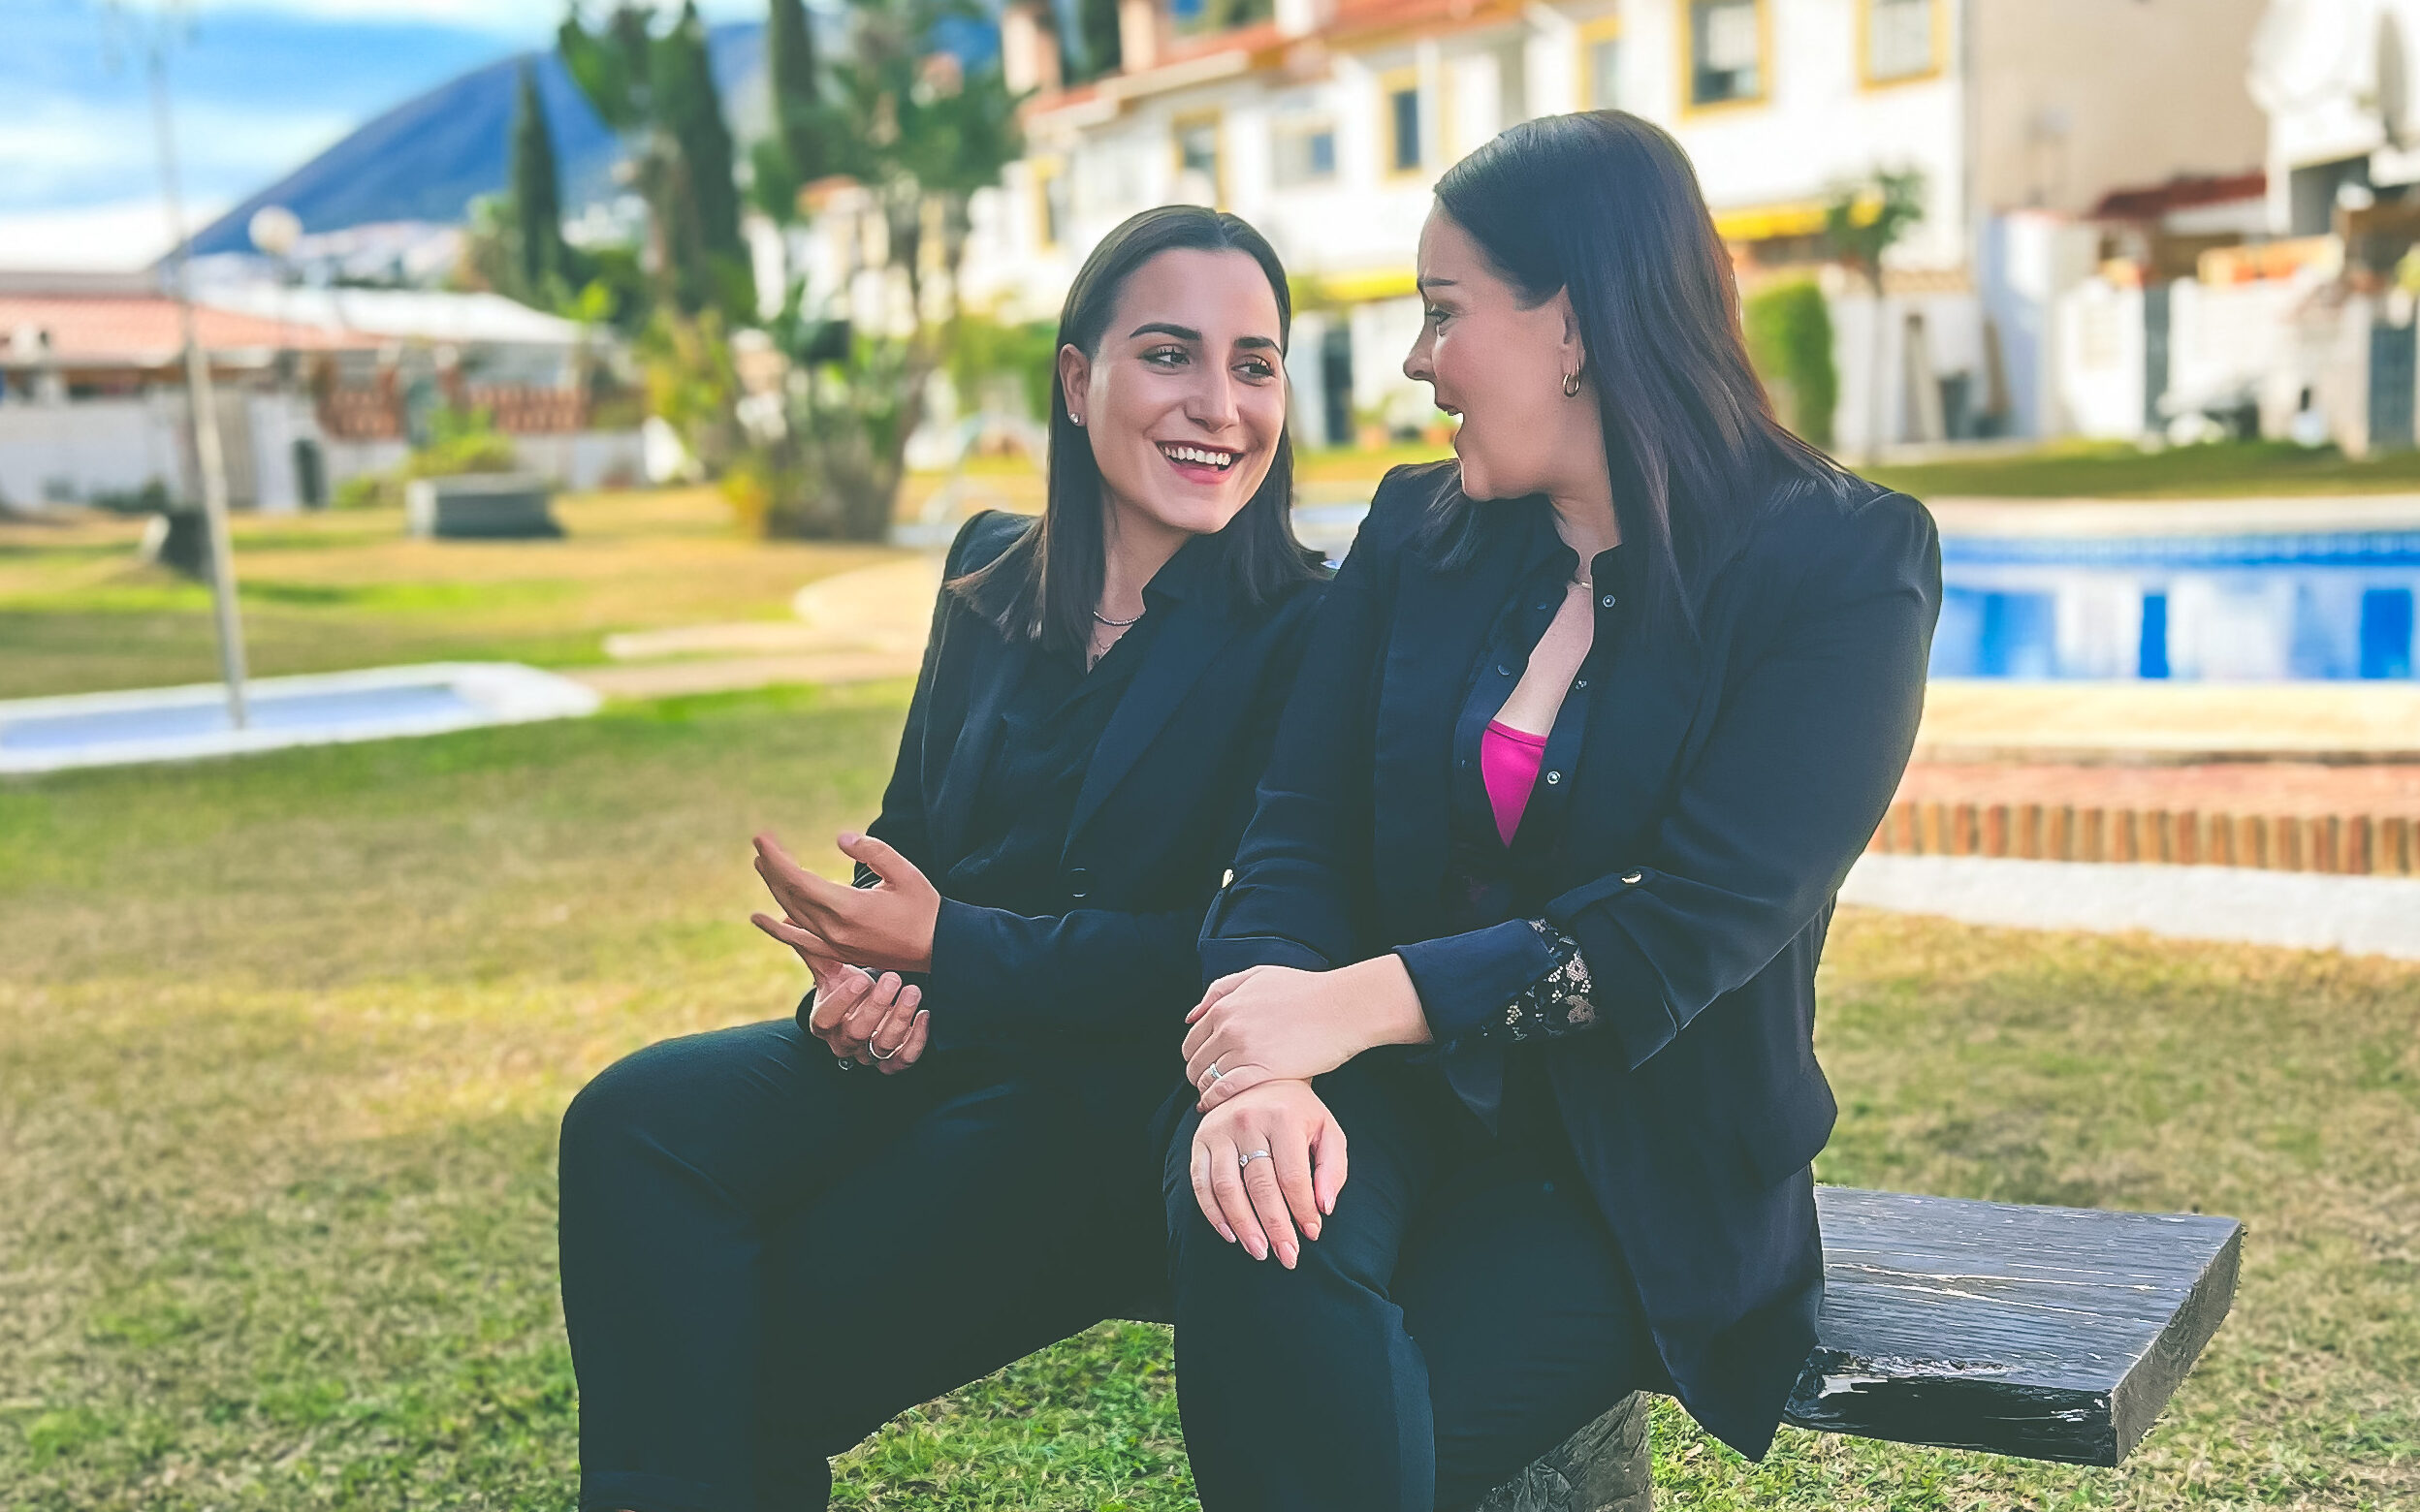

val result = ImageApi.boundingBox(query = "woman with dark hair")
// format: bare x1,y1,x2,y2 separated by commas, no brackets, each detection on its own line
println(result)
557,204,1323,1512
1163,111,1942,1509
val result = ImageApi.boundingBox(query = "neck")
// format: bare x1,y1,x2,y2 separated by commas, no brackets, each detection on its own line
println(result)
1098,492,1192,620
1544,428,1622,571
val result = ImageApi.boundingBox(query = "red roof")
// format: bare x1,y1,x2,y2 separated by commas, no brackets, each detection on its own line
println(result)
0,295,374,369
2089,172,2267,223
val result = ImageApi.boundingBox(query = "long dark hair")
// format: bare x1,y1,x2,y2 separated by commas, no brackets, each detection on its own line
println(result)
1427,110,1846,636
951,205,1321,654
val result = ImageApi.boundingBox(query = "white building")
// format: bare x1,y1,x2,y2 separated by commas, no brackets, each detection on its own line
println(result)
936,0,2268,451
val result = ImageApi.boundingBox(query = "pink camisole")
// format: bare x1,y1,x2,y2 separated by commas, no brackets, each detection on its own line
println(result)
1481,719,1548,848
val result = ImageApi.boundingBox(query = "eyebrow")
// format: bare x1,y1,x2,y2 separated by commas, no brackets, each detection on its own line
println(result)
1416,276,1458,292
1129,322,1281,351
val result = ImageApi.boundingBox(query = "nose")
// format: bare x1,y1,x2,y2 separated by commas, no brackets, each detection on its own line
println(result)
1184,362,1242,433
1403,330,1433,388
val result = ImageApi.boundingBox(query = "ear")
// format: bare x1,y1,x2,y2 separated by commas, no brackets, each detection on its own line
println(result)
1057,342,1093,427
1550,288,1587,377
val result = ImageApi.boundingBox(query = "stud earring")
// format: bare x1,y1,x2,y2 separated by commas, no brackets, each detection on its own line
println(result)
1069,411,1082,425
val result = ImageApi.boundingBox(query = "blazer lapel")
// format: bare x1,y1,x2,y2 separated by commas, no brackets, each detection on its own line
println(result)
930,623,1023,865
1067,588,1245,848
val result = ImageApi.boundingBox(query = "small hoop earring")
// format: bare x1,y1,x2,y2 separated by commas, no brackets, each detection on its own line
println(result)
1562,369,1584,398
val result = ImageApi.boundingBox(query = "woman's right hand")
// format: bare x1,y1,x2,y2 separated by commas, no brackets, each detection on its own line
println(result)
1189,1079,1348,1269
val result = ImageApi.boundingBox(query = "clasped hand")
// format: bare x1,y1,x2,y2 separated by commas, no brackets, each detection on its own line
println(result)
749,830,941,1072
1180,956,1431,1114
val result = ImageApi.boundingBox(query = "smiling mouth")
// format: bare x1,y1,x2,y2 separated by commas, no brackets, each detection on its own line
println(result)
1158,442,1242,472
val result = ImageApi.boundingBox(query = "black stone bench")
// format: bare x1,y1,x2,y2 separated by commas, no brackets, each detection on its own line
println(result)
1132,1186,2245,1511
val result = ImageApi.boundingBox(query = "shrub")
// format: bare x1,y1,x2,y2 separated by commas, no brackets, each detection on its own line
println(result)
1744,278,1838,449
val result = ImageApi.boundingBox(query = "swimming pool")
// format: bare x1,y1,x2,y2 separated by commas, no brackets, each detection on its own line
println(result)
1935,531,2420,680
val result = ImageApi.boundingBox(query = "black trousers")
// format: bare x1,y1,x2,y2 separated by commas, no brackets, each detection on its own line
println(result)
557,1018,1172,1512
1163,1055,1668,1512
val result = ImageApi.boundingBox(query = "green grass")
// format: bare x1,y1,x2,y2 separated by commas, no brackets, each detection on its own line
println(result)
1865,438,2420,501
1297,435,2420,501
1,684,2413,1509
0,488,894,700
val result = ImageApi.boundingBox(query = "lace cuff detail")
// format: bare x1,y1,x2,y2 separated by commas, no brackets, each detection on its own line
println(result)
1479,920,1600,1043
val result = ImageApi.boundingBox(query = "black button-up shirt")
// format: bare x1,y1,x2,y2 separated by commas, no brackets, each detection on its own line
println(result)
944,535,1204,913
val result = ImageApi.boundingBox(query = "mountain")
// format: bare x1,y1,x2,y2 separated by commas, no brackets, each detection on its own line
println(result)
187,23,767,257
186,12,1007,259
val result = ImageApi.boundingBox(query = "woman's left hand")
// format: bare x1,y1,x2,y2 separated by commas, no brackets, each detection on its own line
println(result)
752,830,940,974
1182,956,1432,1113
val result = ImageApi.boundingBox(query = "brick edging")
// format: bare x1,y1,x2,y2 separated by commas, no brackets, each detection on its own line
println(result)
1867,802,2419,876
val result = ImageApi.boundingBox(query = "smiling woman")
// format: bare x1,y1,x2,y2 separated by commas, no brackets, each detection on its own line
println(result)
556,205,1327,1512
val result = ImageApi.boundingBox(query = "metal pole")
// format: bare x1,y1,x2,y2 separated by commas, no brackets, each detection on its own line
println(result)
149,38,249,727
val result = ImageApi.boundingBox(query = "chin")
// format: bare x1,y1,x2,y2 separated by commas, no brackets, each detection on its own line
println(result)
1141,489,1253,537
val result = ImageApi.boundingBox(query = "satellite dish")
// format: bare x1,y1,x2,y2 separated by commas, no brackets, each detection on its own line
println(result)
2249,0,2365,112
2383,14,2415,148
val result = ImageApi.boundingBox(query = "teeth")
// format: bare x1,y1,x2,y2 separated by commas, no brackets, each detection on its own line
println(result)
1162,445,1234,469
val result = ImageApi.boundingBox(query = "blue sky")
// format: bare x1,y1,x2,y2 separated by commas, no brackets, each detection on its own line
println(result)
1,0,760,268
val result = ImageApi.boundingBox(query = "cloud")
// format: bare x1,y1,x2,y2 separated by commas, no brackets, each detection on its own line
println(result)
0,98,360,214
0,199,229,272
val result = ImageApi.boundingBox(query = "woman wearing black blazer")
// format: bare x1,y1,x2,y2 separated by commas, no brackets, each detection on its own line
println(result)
1163,114,1942,1509
557,206,1323,1512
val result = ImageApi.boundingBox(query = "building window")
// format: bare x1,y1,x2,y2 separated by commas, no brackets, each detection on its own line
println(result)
1864,0,1938,84
1033,158,1068,249
1173,112,1223,205
1686,0,1765,109
1273,121,1338,187
1578,16,1622,110
1384,72,1423,174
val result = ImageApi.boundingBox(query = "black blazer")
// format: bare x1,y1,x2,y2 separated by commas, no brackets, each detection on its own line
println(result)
847,509,1323,1069
1202,461,1941,1459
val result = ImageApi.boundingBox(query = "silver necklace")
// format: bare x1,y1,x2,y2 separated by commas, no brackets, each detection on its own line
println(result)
1092,607,1144,627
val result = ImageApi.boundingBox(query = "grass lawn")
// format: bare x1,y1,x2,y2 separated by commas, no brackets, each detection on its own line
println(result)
1298,436,2420,501
1,683,2413,1509
0,488,895,701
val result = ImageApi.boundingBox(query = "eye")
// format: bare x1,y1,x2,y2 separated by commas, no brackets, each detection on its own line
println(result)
1424,305,1450,329
1144,345,1189,367
1237,356,1278,382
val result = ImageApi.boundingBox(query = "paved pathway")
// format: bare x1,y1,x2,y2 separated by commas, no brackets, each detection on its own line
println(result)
570,555,939,700
1841,853,2420,961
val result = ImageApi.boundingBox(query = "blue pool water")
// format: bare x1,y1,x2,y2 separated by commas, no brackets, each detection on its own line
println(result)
0,683,477,752
1933,531,2420,680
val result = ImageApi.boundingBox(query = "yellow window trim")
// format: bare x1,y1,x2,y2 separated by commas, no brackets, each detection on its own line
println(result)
1710,194,1881,243
1031,155,1065,251
1304,268,1419,304
1379,67,1424,180
1576,13,1622,113
1857,0,1946,91
1170,109,1227,209
1675,0,1771,120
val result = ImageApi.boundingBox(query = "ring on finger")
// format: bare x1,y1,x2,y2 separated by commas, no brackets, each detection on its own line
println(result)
871,1036,904,1060
1239,1149,1271,1170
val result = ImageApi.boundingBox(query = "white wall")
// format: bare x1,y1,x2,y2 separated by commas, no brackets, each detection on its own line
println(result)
0,396,181,508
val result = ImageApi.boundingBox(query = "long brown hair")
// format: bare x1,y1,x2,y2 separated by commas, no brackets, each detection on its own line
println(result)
1426,110,1848,638
951,205,1321,654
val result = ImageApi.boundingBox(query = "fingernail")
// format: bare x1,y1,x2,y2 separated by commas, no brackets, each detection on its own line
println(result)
1245,1237,1266,1260
1278,1242,1298,1268
839,832,861,845
1215,1223,1235,1243
1306,1221,1321,1242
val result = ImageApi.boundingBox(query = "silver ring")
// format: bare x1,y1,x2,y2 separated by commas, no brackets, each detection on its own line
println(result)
870,1039,902,1060
1239,1150,1271,1170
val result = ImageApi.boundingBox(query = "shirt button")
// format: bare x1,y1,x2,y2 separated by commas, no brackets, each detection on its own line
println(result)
1496,663,1512,677
1620,869,1644,885
1574,677,1589,689
1601,594,1617,609
1544,771,1562,784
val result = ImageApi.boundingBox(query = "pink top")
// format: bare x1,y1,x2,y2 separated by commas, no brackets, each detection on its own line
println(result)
1481,719,1548,848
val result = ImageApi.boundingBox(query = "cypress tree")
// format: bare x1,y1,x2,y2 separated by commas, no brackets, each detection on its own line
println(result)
655,1,744,262
767,0,822,189
509,63,568,295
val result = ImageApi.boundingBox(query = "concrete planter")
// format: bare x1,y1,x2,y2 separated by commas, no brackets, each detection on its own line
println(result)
404,473,562,539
